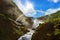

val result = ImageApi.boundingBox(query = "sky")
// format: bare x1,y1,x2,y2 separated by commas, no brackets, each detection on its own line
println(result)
13,0,60,18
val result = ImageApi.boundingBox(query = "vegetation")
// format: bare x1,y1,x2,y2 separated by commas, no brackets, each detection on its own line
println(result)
0,0,29,40
0,13,29,40
32,11,60,40
44,11,60,23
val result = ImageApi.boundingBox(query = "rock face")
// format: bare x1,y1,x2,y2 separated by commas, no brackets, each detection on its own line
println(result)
32,22,54,40
0,0,22,20
0,0,29,40
32,11,60,40
0,0,33,27
16,15,33,28
0,14,29,40
32,19,60,40
0,13,19,40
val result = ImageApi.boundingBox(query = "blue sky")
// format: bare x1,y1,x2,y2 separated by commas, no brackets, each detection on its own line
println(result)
13,0,60,18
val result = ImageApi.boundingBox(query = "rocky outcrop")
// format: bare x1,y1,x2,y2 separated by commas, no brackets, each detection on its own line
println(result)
32,18,60,40
0,0,29,40
0,14,29,40
0,0,22,20
16,15,33,28
0,0,33,28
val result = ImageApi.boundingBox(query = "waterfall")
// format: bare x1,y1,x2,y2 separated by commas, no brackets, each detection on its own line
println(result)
18,18,44,40
32,19,44,28
18,29,34,40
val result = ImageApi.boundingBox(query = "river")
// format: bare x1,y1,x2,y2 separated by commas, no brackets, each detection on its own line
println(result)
18,19,44,40
18,29,34,40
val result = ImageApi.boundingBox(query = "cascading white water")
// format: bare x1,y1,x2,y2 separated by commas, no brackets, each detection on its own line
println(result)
32,19,44,28
18,29,34,40
18,19,44,40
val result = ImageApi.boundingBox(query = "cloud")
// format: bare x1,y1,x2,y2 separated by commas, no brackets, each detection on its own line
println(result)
13,0,36,17
48,0,60,3
13,0,60,18
24,1,36,17
45,7,60,15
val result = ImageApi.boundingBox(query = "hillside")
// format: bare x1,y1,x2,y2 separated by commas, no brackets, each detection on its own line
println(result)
32,11,60,40
0,0,30,40
0,0,23,20
38,11,60,22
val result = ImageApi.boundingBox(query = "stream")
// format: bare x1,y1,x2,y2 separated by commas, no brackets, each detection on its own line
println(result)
18,19,44,40
18,29,34,40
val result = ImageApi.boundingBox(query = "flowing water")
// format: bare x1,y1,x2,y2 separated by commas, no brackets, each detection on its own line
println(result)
18,29,34,40
18,19,44,40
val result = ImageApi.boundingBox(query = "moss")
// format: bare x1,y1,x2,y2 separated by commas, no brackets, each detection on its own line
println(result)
13,28,24,36
0,13,28,40
20,27,29,33
0,0,29,40
54,29,60,35
32,18,60,40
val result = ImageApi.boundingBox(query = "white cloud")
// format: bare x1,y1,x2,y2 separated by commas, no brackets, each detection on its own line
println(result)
48,0,59,3
13,0,60,18
45,7,60,15
13,0,36,17
24,1,36,17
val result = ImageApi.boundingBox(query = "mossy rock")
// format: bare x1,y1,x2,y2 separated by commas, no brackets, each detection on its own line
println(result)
0,0,29,40
32,19,60,40
0,14,28,40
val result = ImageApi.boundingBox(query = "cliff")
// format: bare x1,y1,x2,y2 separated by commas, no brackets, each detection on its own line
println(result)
0,0,29,40
32,11,60,40
0,0,22,20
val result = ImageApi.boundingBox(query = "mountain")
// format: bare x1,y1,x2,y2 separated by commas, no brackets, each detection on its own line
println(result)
32,11,60,40
0,0,23,20
0,0,31,40
37,11,60,22
16,15,33,28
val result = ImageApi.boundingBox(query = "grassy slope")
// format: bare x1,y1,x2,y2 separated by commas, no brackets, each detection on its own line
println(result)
38,11,60,22
0,0,29,40
0,13,29,40
32,11,60,40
